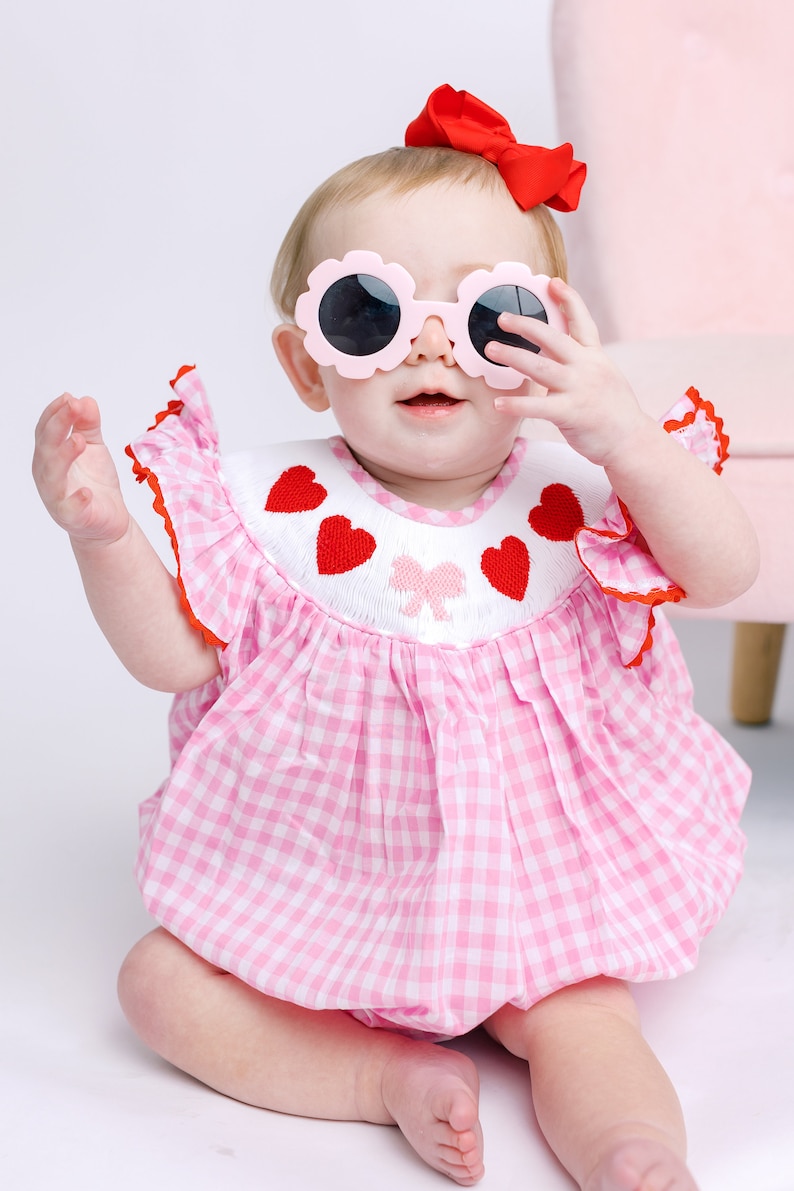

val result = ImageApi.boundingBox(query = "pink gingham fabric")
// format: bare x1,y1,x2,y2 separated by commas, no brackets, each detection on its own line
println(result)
128,368,749,1040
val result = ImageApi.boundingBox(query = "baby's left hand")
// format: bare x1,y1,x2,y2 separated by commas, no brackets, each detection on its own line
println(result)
487,279,654,467
488,280,760,607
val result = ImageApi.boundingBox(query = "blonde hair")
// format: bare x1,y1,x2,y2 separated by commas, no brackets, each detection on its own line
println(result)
270,146,568,320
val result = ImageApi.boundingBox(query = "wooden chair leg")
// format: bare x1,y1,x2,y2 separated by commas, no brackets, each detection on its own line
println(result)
731,622,787,725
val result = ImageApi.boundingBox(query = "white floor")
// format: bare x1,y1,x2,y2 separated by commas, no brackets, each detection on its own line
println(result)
3,618,792,1191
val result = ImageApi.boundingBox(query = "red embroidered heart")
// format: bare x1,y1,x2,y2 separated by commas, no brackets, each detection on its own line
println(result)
528,483,584,542
265,465,328,513
481,536,530,601
317,516,377,575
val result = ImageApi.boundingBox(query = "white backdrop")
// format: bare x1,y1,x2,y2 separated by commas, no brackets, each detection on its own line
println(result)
3,8,793,1190
0,0,554,1015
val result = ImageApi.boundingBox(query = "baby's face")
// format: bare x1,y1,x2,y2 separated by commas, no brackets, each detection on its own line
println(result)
276,180,549,501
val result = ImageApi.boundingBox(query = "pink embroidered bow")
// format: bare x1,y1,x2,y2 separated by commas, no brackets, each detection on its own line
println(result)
390,556,466,621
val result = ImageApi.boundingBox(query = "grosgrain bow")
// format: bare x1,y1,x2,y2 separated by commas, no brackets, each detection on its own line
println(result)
405,84,586,213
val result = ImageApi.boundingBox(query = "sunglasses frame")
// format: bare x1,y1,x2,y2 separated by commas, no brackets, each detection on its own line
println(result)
294,250,566,390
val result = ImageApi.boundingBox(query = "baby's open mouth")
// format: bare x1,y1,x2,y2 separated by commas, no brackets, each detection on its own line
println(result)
400,393,461,407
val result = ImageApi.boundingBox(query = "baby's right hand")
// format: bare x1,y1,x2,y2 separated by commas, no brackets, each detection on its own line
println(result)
32,394,132,546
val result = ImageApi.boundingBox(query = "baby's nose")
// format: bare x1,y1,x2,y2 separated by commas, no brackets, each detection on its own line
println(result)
405,315,456,367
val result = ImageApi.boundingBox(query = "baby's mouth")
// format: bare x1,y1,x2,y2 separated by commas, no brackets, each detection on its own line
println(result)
399,393,461,407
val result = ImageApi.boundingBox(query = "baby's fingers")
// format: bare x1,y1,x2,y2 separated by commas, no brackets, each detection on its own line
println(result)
32,400,106,539
35,393,103,452
485,329,569,393
548,278,601,349
33,397,77,488
33,398,86,481
34,393,75,452
67,393,104,443
56,484,95,530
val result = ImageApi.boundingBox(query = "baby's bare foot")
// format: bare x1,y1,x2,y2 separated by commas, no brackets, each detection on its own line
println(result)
585,1137,699,1191
380,1043,484,1185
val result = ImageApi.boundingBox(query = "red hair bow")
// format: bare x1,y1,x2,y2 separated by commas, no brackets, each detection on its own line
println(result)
405,84,586,213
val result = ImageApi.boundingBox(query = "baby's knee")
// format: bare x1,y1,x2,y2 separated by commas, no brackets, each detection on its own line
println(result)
530,976,642,1041
545,976,641,1027
117,927,193,1047
485,977,641,1060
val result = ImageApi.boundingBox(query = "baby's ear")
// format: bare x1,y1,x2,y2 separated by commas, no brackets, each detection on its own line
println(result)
272,323,330,412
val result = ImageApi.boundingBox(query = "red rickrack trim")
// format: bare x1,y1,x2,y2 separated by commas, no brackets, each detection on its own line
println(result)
170,363,197,389
575,498,685,668
663,386,730,475
625,608,658,670
124,443,227,651
576,498,686,606
146,399,184,433
592,577,685,608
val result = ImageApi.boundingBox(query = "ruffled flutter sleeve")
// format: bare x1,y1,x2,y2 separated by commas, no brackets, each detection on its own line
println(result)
125,365,262,651
574,387,730,668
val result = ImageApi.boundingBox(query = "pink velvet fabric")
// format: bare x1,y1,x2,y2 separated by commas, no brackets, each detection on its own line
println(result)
552,0,794,342
551,0,794,623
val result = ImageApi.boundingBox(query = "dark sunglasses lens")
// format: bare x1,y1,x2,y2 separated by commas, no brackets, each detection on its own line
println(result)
468,285,548,360
318,274,401,357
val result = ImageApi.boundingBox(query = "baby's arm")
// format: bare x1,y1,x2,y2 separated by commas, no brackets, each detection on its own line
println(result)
489,282,760,608
33,394,221,691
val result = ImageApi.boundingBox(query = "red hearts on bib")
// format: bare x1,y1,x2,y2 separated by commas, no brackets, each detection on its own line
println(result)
317,516,377,575
481,536,530,601
266,465,328,513
528,484,584,542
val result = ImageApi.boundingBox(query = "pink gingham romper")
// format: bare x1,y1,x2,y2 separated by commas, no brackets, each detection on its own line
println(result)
127,365,750,1040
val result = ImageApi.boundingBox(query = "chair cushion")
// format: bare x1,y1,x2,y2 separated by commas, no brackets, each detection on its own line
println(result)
604,334,794,457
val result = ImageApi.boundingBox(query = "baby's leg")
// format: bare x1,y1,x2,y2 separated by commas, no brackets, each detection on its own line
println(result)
118,928,484,1185
485,978,698,1191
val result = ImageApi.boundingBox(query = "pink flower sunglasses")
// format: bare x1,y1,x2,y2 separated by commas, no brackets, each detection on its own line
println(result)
294,251,567,390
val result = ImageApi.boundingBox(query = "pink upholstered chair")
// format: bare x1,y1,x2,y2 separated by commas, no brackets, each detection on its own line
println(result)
550,0,794,722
